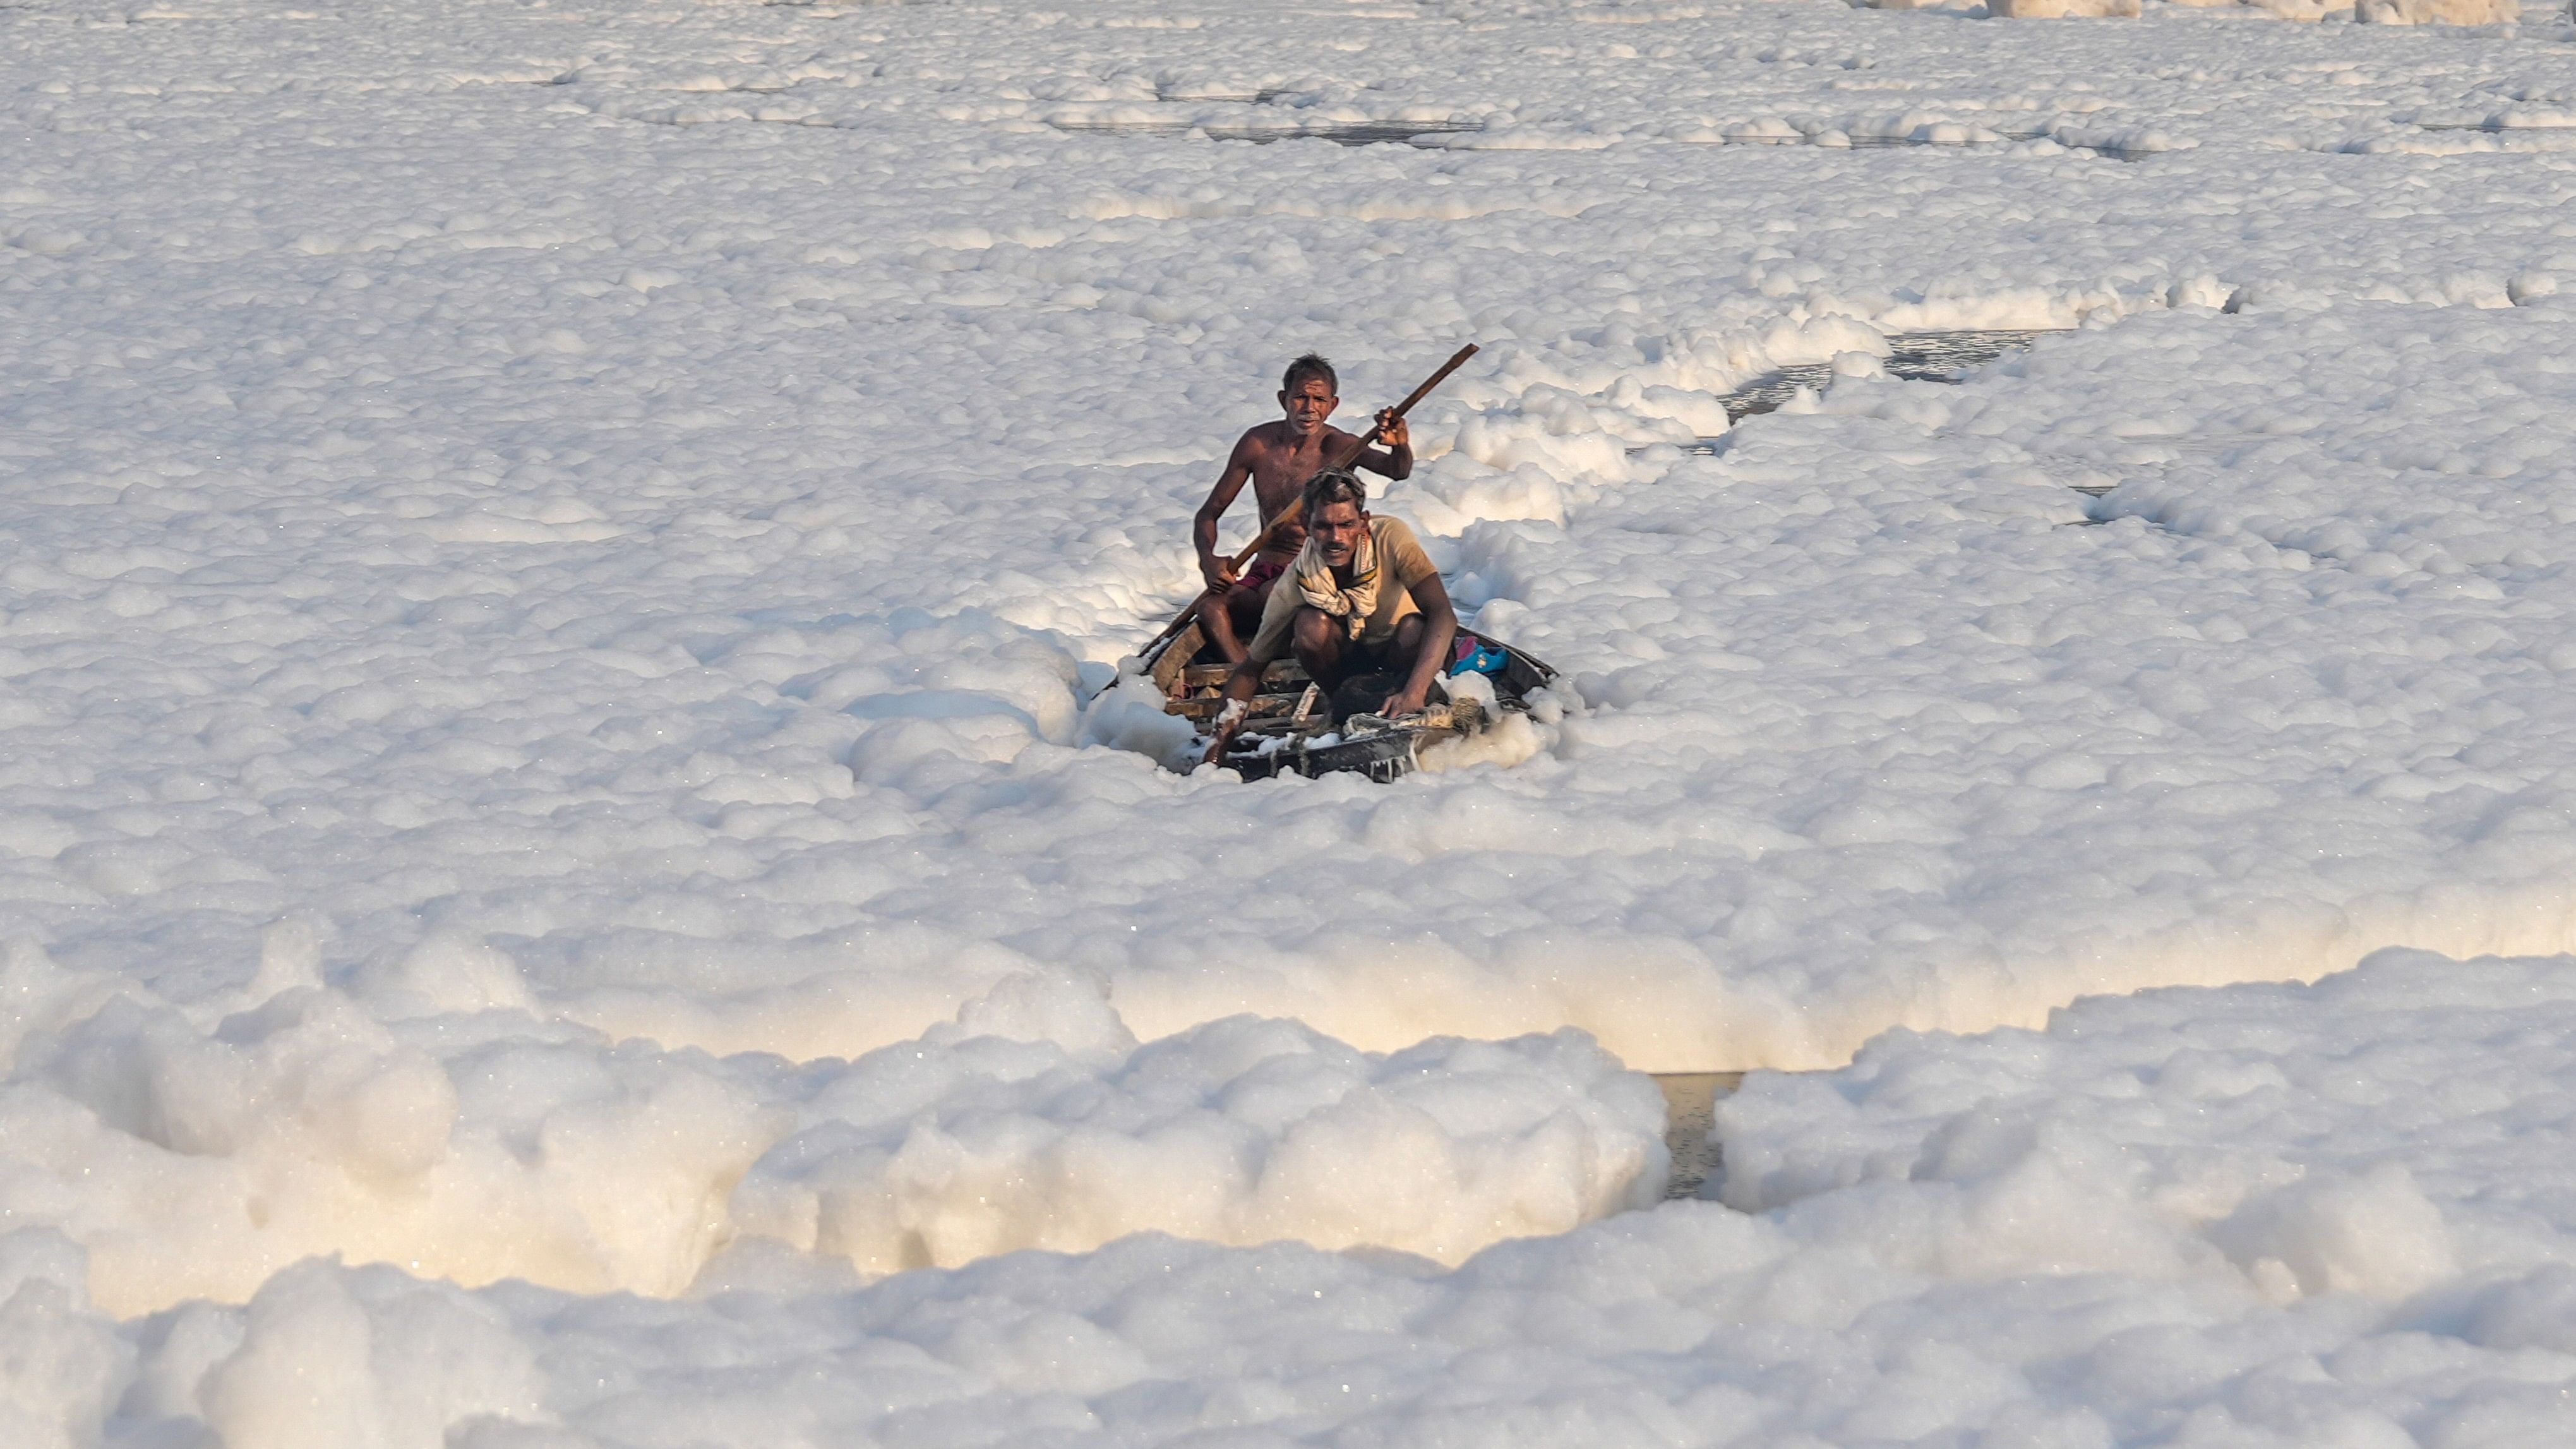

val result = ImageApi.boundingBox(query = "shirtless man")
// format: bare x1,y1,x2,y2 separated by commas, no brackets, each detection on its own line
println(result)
1192,354,1413,662
1202,468,1458,768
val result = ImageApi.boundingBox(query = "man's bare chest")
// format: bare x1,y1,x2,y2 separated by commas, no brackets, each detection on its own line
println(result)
1246,440,1334,505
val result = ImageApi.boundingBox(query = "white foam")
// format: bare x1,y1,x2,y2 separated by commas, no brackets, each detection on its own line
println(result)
0,948,1659,1315
20,953,2576,1449
1720,949,2576,1302
9,0,2576,1441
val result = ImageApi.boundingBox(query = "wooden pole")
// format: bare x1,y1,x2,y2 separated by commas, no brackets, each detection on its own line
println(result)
1141,344,1480,656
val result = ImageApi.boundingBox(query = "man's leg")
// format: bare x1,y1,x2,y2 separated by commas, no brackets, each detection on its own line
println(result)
1197,572,1277,664
1290,606,1350,690
1226,571,1277,651
1377,615,1427,681
1343,615,1428,716
1311,615,1430,719
1196,583,1251,663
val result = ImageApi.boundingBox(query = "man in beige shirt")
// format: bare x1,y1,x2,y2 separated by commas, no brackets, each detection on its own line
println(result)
1201,469,1458,767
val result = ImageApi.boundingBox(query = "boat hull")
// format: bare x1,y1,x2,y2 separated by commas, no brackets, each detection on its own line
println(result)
1139,618,1555,781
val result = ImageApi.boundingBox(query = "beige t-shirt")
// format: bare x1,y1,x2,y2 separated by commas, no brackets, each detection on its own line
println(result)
1243,516,1441,666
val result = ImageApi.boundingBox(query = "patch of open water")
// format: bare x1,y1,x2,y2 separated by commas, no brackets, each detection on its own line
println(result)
2416,121,2576,133
1632,328,2060,458
1043,122,2159,155
1046,117,1483,147
1674,131,2155,162
1723,327,2056,421
1654,1071,1744,1201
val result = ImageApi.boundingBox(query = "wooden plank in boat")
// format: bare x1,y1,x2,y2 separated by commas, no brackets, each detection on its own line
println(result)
1180,661,1302,689
1166,692,1305,721
1148,621,1204,697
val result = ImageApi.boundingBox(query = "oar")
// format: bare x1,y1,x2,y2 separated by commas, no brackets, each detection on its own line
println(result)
1141,344,1480,658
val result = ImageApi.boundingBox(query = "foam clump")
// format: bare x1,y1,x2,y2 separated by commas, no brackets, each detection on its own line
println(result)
2355,0,2517,20
0,947,1663,1316
42,953,2576,1449
1718,949,2576,1299
1075,670,1201,771
5,965,788,1313
198,1260,544,1449
729,1016,1668,1273
1988,0,2142,15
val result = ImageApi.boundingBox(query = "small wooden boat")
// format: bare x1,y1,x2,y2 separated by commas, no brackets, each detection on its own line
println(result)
1137,618,1557,783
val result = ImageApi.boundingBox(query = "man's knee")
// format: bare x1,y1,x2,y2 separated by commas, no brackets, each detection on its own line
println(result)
1291,610,1350,675
1226,584,1265,630
1390,613,1423,652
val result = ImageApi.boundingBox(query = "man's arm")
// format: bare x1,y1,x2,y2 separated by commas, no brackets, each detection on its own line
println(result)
1193,436,1259,589
1381,571,1457,719
1347,411,1413,481
1199,660,1267,767
1201,582,1301,766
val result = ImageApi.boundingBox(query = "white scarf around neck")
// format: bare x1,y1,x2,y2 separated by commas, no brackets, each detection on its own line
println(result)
1292,522,1379,640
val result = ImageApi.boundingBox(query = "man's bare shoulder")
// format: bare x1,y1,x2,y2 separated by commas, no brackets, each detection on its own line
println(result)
1234,420,1294,454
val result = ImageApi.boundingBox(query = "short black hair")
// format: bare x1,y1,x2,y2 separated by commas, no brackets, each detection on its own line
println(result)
1302,467,1367,517
1282,352,1338,395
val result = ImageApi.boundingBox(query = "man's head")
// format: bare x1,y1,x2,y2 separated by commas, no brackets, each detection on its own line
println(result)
1302,469,1369,568
1278,353,1339,438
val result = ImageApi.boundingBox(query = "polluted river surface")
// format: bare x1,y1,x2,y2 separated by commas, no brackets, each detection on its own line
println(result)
11,0,2576,1445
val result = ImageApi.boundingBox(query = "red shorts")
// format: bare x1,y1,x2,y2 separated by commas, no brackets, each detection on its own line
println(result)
1237,557,1288,594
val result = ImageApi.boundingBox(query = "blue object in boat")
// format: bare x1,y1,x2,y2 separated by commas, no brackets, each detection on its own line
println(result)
1449,639,1509,676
